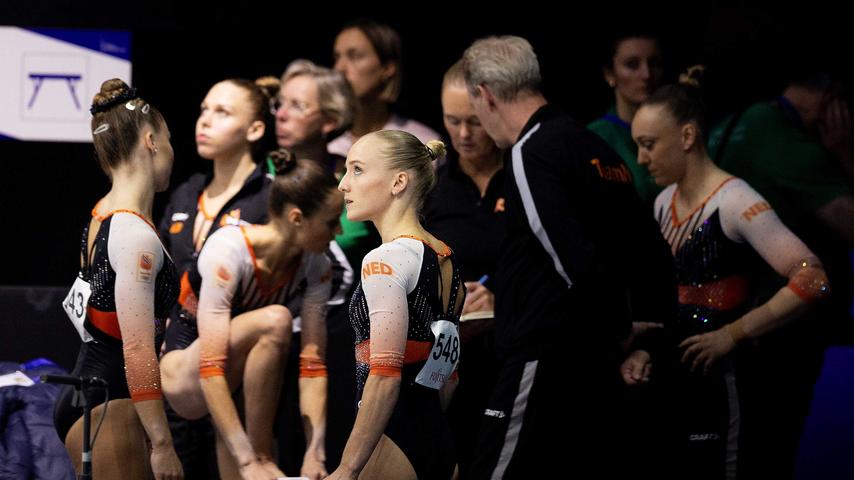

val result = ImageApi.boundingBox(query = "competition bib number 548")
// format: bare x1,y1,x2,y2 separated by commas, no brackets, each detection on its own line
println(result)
415,320,460,389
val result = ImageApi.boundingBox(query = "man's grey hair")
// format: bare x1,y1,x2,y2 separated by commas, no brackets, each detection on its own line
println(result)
462,35,541,102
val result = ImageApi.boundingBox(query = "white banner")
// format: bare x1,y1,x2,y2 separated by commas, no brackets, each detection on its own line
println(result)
0,27,132,142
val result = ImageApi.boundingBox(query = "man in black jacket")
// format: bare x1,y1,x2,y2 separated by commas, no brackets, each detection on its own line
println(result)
463,35,676,479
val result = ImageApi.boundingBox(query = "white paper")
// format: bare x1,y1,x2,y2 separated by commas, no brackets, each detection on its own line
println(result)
0,371,36,388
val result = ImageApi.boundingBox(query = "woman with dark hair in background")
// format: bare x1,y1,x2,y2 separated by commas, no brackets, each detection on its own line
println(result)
159,78,277,479
329,19,440,159
588,33,664,206
54,78,183,480
160,157,342,480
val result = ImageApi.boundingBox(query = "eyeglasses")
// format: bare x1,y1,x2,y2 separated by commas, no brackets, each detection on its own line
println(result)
271,97,318,118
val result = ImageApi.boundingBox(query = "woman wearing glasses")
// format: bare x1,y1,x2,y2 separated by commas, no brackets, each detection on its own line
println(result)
272,59,354,177
270,60,373,270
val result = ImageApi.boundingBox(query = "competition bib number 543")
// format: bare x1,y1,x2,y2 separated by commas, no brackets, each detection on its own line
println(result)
62,276,93,343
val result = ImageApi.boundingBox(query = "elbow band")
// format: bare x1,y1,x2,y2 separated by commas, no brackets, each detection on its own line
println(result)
787,264,830,303
124,354,162,403
199,363,226,379
369,351,404,377
369,365,402,377
299,355,328,378
130,388,163,403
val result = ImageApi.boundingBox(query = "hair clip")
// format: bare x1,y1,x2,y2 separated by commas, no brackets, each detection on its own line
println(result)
93,124,110,135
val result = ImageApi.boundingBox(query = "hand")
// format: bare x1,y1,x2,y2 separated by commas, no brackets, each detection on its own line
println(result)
149,444,184,480
679,328,737,375
238,459,283,480
301,449,328,480
462,282,494,315
621,350,652,386
819,97,852,162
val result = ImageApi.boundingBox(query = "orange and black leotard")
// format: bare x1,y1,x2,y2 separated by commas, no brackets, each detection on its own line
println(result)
53,210,179,439
349,237,464,479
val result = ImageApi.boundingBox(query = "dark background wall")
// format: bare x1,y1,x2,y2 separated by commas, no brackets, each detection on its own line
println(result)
0,2,850,286
2,5,853,478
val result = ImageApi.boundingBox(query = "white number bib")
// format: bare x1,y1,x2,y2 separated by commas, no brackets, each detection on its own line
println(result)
415,320,460,389
62,276,93,343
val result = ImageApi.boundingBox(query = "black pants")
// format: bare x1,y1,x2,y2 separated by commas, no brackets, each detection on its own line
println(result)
448,330,499,478
663,360,741,480
470,341,627,479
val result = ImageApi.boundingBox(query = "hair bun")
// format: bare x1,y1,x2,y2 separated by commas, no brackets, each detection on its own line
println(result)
269,148,297,175
678,65,706,89
425,140,447,161
255,75,281,104
90,79,138,115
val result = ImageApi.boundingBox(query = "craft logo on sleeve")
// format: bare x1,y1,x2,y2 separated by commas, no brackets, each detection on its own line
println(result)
138,252,154,282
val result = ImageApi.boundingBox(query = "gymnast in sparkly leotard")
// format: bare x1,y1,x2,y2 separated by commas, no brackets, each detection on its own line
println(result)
329,131,463,480
53,79,183,480
628,77,829,479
